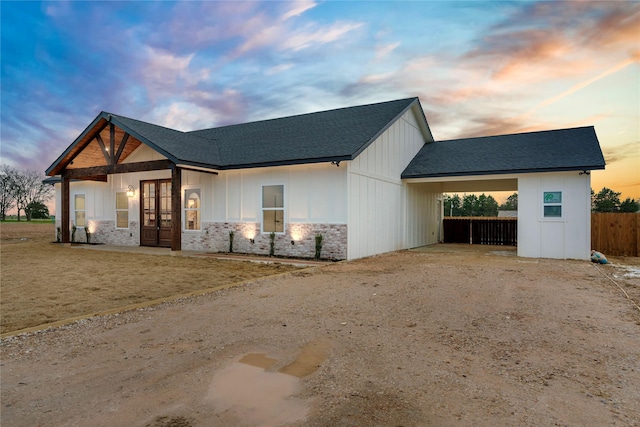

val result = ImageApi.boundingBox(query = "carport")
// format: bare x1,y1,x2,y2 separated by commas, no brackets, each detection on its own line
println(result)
401,127,606,260
405,175,518,245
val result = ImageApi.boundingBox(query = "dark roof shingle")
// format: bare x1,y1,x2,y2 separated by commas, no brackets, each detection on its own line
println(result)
188,97,420,168
109,114,222,167
401,126,606,179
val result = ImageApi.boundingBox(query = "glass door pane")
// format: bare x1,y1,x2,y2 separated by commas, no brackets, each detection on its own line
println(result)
143,182,156,226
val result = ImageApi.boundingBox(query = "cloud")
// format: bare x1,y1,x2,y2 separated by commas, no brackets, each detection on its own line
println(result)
233,19,363,57
146,1,263,53
463,1,640,84
403,1,640,139
138,47,195,101
281,21,364,51
520,57,639,118
282,0,316,21
602,141,640,164
374,42,400,61
147,89,248,131
265,63,294,76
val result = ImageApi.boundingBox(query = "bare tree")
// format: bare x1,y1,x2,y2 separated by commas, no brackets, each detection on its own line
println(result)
13,169,54,221
0,165,18,221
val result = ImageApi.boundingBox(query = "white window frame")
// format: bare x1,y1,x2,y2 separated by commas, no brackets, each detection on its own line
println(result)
74,194,86,228
261,184,285,234
115,191,129,229
542,191,563,219
183,187,202,231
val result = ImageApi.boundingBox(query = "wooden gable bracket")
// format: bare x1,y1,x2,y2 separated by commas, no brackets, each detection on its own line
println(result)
114,133,129,164
94,123,131,166
95,133,111,164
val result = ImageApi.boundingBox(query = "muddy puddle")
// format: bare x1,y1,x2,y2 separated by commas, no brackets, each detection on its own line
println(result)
207,339,331,425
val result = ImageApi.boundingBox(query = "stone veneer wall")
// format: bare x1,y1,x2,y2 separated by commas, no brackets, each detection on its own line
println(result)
59,220,347,259
92,221,140,246
56,220,140,246
184,222,347,260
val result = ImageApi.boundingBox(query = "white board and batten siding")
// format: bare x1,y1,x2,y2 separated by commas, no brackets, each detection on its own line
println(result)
405,182,443,248
518,171,592,260
213,163,347,226
347,107,433,260
130,144,349,228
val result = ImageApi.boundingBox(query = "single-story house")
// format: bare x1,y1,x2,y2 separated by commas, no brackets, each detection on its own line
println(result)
45,97,606,260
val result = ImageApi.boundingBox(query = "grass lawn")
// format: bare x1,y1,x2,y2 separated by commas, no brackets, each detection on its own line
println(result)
0,222,301,335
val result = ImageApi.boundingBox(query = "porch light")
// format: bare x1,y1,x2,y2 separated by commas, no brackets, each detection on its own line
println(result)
126,185,135,198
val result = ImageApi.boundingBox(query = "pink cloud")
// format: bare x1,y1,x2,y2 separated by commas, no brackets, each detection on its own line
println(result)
462,2,639,85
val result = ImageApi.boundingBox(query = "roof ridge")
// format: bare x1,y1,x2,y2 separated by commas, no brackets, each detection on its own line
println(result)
440,126,594,143
105,111,188,134
188,97,418,134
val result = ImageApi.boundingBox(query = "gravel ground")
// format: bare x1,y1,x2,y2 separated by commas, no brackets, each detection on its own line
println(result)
2,248,639,427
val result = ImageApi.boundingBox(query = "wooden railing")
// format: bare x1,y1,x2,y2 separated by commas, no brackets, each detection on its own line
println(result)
443,217,517,246
591,213,639,257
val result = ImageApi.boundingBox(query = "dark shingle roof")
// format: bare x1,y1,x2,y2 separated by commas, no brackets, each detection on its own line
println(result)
188,97,421,168
401,126,606,179
108,114,222,167
46,98,426,175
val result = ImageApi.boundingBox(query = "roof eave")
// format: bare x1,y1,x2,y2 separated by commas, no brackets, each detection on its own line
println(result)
401,165,606,180
218,155,353,171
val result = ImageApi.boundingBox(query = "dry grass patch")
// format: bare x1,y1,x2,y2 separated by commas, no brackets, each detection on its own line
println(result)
0,222,301,334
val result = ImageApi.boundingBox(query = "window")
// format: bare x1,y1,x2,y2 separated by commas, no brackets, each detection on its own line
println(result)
115,192,129,229
262,185,284,233
184,189,201,230
74,194,85,227
543,191,562,218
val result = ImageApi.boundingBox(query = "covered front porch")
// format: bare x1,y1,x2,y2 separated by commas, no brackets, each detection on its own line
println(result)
45,112,219,254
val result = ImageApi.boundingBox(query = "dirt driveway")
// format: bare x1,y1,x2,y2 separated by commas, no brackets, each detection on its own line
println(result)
2,247,639,426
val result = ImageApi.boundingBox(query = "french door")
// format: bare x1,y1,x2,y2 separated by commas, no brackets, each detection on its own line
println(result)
140,179,172,247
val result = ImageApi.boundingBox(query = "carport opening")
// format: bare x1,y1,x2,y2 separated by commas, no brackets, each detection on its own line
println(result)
442,190,518,246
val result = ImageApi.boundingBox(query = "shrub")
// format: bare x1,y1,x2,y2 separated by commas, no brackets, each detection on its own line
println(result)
315,234,323,260
269,232,275,256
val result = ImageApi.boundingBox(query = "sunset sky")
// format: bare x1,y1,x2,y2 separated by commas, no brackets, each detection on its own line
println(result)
1,1,638,204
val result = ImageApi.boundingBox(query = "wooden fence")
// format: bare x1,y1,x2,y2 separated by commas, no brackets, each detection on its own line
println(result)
591,213,639,257
443,217,517,246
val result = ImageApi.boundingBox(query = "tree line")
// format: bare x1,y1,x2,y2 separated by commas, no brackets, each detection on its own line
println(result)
591,187,639,213
0,165,54,221
443,193,502,217
444,188,638,217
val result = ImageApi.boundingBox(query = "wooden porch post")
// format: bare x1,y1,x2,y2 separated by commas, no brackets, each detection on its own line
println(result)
171,166,182,254
61,173,70,244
